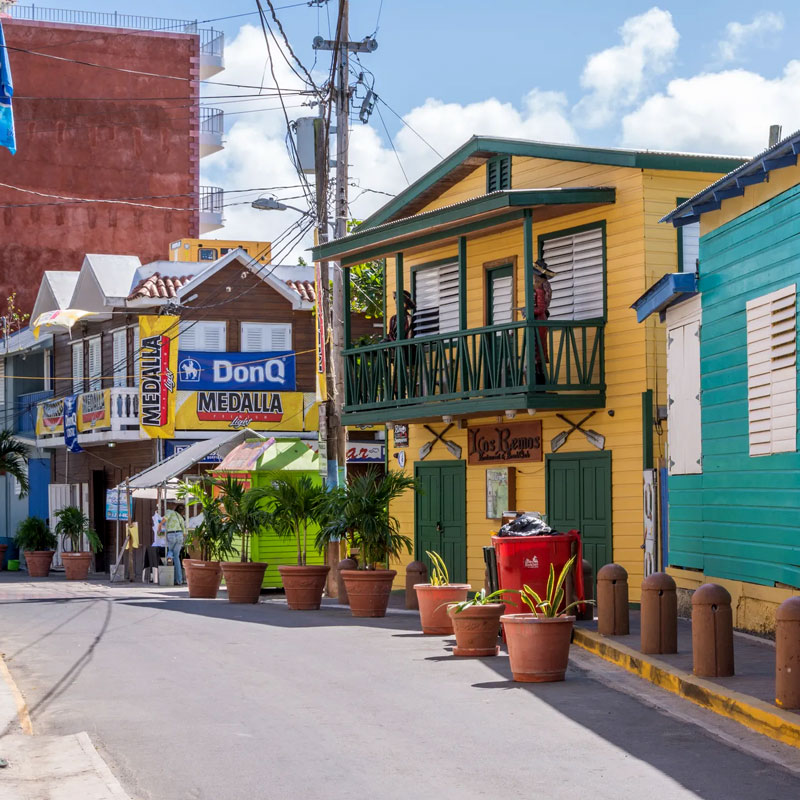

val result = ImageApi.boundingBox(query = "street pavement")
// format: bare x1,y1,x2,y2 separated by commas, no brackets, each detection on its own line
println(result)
1,575,799,800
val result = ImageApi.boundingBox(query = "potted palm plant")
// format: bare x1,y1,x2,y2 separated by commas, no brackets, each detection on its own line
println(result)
317,468,416,618
0,429,29,569
414,550,470,635
215,475,270,604
178,480,236,599
259,473,330,610
15,516,57,577
501,555,590,682
447,588,518,657
54,506,102,580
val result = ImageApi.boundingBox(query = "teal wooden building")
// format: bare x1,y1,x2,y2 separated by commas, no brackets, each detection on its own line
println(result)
634,129,800,633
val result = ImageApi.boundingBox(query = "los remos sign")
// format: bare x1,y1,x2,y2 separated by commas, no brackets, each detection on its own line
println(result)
177,350,296,392
467,420,543,465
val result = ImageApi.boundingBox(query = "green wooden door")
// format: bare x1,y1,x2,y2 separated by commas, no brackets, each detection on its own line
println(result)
547,452,612,594
415,461,467,583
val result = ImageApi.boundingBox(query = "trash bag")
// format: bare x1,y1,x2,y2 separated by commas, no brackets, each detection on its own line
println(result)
497,512,553,536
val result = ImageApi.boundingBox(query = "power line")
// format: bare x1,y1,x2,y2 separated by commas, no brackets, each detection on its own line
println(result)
264,0,321,94
376,95,443,159
375,101,408,185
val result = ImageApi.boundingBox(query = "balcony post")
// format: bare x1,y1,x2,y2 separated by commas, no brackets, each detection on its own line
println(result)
523,209,537,386
343,266,351,349
458,236,467,330
395,253,405,340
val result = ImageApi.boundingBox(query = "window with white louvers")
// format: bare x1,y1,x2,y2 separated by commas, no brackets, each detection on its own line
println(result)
413,261,460,336
131,326,140,385
541,226,604,320
679,221,700,272
72,342,84,394
746,284,797,457
112,329,127,387
240,322,292,352
666,316,702,475
179,320,227,352
87,336,102,392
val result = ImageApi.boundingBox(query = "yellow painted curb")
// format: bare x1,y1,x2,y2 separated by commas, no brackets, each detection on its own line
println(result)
572,627,800,750
0,653,33,735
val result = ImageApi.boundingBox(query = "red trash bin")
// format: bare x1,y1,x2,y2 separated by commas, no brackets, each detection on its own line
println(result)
491,531,584,617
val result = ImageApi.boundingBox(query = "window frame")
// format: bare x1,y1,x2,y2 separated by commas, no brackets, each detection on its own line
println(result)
86,334,102,392
537,220,607,322
71,340,85,395
483,257,517,326
410,257,461,337
486,155,511,193
179,320,228,352
111,327,128,388
676,196,700,274
240,321,293,352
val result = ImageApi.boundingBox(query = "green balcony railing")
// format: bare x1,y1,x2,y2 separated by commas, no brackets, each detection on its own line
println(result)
344,319,604,418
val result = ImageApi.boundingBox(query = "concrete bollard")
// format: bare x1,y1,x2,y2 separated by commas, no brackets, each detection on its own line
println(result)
405,561,428,610
336,558,358,605
577,559,595,621
691,583,734,677
597,563,629,635
641,572,678,654
776,597,800,708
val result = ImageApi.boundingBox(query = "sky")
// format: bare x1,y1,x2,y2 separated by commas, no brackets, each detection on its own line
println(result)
24,1,800,261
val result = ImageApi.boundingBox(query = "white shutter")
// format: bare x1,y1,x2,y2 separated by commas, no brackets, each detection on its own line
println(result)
180,321,226,352
240,322,292,352
87,336,102,391
72,342,84,394
112,329,127,387
746,284,797,457
132,326,140,383
542,227,604,320
0,359,5,427
413,261,460,336
680,221,700,272
491,273,514,324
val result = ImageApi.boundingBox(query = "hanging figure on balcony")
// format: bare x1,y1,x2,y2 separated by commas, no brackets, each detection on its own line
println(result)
386,290,415,341
533,258,554,386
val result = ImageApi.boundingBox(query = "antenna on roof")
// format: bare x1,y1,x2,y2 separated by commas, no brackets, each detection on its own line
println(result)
769,125,782,147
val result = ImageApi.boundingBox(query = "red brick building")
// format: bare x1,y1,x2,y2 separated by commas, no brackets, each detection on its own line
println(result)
0,9,225,314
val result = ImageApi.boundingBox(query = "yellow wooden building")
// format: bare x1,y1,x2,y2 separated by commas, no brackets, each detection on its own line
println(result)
312,138,744,600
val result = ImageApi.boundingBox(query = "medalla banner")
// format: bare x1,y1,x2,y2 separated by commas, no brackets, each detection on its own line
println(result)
139,315,179,439
36,397,64,437
177,350,296,392
77,389,111,432
174,390,305,432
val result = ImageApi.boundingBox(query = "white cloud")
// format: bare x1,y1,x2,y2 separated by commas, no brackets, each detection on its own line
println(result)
574,7,679,129
717,12,784,64
621,61,800,154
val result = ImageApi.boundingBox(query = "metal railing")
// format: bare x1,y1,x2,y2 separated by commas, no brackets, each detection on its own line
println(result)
344,319,605,414
16,389,52,436
199,186,224,214
200,107,224,135
6,5,223,56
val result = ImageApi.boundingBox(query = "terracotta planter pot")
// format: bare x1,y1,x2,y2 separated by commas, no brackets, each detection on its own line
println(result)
414,583,471,634
0,543,7,570
221,561,267,604
448,603,504,656
501,614,575,682
184,560,223,599
340,569,397,617
278,565,331,610
24,550,55,578
62,552,93,581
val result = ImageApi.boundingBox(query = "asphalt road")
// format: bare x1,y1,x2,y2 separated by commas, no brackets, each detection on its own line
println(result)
1,577,799,800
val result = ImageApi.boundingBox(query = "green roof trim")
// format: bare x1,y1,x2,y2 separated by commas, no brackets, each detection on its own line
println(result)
362,136,748,230
312,187,616,263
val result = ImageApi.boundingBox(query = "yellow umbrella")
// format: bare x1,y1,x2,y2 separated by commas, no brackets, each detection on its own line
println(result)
33,309,97,339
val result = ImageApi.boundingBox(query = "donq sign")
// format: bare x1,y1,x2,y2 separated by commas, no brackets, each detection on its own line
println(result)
139,315,179,439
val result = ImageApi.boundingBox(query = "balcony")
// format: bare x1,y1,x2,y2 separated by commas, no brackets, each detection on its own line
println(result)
199,186,224,234
16,389,53,438
199,108,224,157
342,319,605,425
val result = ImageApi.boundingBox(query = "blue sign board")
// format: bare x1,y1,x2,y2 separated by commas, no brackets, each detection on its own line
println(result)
177,351,296,392
63,395,82,453
164,440,222,463
105,489,131,521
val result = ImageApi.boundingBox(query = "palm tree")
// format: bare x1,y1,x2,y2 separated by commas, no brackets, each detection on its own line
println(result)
212,475,271,563
0,429,29,497
176,480,235,562
257,473,327,566
53,506,102,553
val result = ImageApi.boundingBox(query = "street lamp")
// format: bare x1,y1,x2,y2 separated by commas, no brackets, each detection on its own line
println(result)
251,197,335,232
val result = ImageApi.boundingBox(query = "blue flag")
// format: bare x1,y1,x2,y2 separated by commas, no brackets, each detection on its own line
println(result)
0,20,16,155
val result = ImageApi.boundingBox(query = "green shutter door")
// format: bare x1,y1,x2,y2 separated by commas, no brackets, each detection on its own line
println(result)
415,461,467,583
547,452,612,595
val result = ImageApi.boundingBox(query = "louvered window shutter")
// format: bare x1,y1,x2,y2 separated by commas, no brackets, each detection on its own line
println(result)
131,326,140,385
72,342,84,394
413,262,460,336
112,330,127,387
490,271,514,324
269,324,291,351
180,321,226,352
542,226,604,320
240,323,292,352
179,321,196,351
486,156,511,193
87,337,102,391
746,284,797,456
486,160,498,193
680,222,700,272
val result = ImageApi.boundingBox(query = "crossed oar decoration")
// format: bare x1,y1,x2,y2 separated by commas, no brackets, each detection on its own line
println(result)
551,412,605,452
419,424,463,460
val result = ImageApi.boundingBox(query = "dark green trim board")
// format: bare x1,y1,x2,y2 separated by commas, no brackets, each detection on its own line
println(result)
486,155,511,193
362,135,747,230
642,389,654,469
343,266,351,349
312,188,617,264
486,264,513,325
523,210,537,383
395,252,405,341
458,237,468,330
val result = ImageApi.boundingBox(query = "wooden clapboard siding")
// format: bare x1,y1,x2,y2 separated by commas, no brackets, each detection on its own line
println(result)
667,178,800,587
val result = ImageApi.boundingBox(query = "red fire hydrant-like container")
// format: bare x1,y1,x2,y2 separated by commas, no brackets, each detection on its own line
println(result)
491,531,584,617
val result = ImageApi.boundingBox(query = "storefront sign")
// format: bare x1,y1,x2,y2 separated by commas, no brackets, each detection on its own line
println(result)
174,390,306,431
77,389,111,431
163,440,222,463
467,420,543,465
105,488,131,521
36,398,64,436
63,395,83,453
346,443,385,463
393,424,409,447
139,315,179,439
177,350,296,392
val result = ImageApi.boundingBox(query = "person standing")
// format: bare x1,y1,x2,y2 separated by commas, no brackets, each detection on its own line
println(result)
160,502,187,585
533,258,554,386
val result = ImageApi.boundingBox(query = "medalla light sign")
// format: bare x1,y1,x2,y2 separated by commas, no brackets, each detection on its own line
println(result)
177,351,296,392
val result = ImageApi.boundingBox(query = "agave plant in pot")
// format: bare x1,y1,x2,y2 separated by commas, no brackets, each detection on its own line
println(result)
178,480,235,599
15,516,58,578
317,469,416,618
259,473,329,610
215,475,270,604
448,588,519,657
54,506,102,580
501,555,591,682
414,551,470,635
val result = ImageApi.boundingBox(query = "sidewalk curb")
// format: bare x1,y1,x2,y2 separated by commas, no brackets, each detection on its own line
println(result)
572,627,800,750
75,731,132,799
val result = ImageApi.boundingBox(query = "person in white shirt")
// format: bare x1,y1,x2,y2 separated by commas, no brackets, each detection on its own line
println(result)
159,503,187,584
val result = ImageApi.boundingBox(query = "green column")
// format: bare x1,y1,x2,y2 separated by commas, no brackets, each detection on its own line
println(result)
343,266,351,350
642,389,654,469
523,210,536,387
458,236,467,330
395,252,405,340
